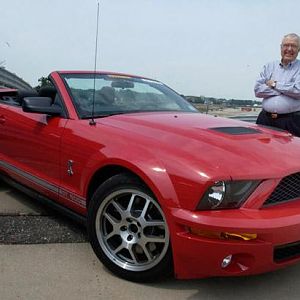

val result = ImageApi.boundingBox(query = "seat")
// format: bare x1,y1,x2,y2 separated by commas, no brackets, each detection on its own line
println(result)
97,86,116,104
38,86,57,101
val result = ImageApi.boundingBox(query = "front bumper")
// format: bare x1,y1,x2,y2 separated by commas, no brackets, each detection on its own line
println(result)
168,200,300,279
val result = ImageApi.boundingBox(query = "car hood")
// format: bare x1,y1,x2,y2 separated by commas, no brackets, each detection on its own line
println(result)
98,112,300,180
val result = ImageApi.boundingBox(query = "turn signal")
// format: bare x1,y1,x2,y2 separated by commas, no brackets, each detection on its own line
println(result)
221,232,257,241
190,228,257,241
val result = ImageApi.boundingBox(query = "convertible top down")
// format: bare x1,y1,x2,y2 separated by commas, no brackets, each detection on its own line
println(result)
1,71,300,282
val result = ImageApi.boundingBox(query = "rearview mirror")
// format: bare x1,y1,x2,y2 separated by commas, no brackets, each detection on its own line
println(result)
111,80,134,89
22,97,62,116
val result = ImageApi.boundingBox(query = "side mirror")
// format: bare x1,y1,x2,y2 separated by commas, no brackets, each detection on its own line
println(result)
22,97,62,116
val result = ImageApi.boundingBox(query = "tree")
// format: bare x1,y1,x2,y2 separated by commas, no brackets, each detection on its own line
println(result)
35,76,52,91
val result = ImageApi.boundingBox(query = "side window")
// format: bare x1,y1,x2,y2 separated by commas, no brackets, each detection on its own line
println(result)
53,93,63,109
53,93,67,118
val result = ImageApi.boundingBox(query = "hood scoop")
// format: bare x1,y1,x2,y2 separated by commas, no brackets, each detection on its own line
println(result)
209,126,261,135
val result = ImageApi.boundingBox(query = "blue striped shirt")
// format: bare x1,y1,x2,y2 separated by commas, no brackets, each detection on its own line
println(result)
254,59,300,113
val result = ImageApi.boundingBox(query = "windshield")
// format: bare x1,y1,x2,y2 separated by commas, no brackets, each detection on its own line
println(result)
61,73,198,118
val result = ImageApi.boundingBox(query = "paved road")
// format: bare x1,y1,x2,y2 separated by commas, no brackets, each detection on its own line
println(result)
1,181,300,300
0,181,87,244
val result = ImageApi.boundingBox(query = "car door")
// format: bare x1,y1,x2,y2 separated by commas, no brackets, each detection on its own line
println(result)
0,94,67,201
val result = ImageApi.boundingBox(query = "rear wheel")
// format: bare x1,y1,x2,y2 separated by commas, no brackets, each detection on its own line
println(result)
87,173,173,282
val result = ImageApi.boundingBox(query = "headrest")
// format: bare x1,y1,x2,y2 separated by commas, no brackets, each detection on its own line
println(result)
99,86,115,101
38,86,57,100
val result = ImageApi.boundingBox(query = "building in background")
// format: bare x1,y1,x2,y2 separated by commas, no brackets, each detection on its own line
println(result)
0,67,34,91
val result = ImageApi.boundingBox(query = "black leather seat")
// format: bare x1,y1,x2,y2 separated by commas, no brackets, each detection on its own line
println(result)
38,86,57,101
97,86,116,104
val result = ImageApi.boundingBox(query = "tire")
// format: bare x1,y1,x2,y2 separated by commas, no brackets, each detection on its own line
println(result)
87,173,173,282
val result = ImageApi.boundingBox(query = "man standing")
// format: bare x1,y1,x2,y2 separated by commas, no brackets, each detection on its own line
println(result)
255,33,300,136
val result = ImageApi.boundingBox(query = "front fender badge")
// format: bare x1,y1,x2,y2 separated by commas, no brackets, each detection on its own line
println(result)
67,160,74,176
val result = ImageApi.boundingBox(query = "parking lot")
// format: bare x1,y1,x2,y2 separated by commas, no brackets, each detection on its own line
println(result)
1,181,300,300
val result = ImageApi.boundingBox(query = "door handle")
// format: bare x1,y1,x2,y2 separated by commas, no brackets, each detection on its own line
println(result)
0,115,6,124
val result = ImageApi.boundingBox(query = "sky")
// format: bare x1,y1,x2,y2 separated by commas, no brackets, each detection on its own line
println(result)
1,0,300,100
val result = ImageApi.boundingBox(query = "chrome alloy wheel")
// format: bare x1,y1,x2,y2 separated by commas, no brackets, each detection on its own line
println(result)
95,189,170,272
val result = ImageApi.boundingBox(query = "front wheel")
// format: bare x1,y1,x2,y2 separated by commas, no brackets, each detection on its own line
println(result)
87,173,173,282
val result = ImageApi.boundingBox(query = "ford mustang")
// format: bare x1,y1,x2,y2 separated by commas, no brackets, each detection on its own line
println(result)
1,71,300,282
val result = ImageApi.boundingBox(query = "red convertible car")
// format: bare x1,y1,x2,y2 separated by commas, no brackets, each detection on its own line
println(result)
1,71,300,282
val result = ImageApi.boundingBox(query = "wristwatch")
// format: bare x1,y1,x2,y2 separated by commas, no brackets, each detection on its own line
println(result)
271,81,277,89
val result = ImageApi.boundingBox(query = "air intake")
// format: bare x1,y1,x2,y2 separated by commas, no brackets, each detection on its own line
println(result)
209,127,261,135
263,172,300,206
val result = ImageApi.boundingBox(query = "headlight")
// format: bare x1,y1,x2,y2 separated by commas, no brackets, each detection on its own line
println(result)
197,180,260,210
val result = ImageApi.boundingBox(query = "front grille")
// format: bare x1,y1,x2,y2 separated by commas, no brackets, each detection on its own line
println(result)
274,241,300,262
263,172,300,206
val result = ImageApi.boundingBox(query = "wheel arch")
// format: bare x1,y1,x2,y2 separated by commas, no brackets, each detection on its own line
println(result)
86,165,134,209
85,162,179,210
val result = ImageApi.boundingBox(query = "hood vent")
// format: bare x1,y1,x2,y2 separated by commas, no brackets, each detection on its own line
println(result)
209,126,261,135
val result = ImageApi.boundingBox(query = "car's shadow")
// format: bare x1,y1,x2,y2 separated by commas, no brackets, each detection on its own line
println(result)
146,264,300,299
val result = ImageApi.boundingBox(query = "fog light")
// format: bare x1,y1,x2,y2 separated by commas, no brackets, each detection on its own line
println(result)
221,255,232,268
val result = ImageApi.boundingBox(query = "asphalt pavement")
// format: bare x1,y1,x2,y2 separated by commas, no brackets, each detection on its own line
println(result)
0,181,87,244
2,180,300,300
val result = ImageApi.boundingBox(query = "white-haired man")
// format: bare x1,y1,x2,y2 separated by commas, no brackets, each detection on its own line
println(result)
255,33,300,136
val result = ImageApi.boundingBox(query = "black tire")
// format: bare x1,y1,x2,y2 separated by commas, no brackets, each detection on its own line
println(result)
87,173,173,282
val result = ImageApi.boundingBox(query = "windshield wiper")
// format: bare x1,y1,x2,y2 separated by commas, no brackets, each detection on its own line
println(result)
82,111,128,119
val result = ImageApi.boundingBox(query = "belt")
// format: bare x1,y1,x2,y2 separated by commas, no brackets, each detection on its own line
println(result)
265,111,298,119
